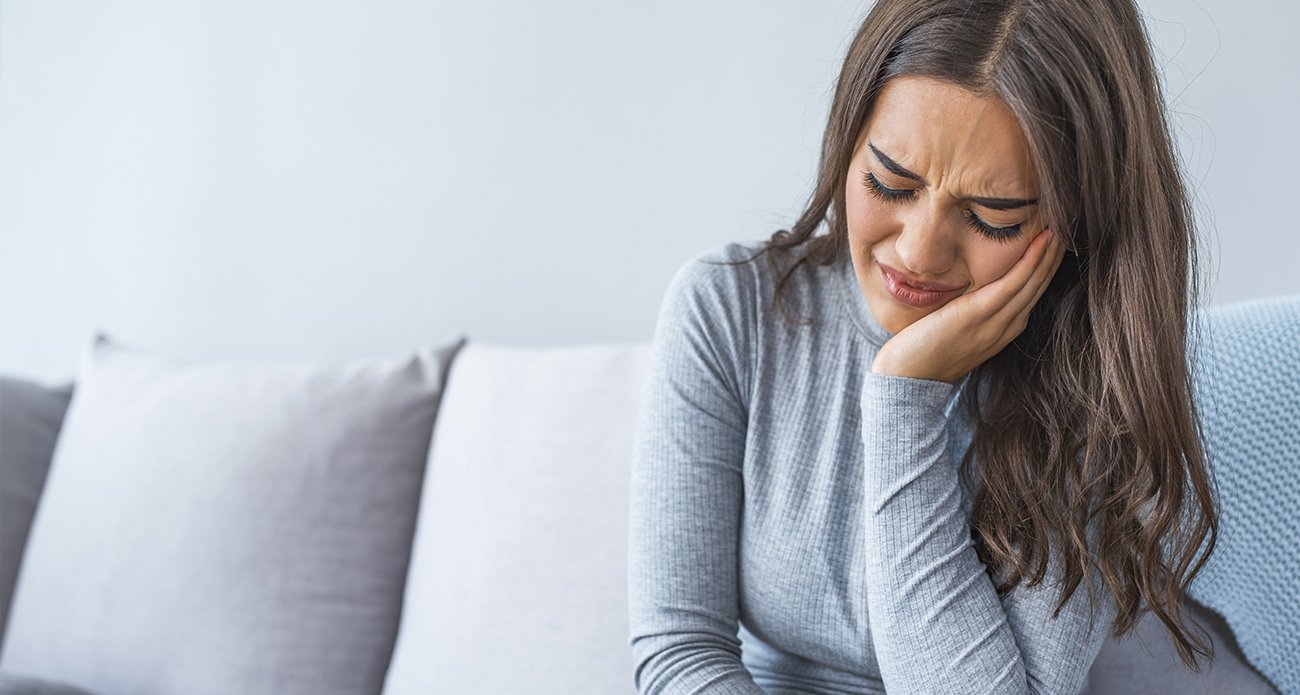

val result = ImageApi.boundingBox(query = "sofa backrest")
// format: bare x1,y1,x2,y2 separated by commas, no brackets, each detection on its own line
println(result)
2,294,1295,694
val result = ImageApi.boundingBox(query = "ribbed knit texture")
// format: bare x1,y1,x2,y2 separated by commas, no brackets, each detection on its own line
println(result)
1187,295,1300,695
627,240,1116,694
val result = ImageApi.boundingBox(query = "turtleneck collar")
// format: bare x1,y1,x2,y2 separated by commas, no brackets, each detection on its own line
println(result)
832,245,975,414
833,246,893,349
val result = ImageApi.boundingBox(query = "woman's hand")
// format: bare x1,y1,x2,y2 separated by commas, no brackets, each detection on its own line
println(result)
871,227,1066,385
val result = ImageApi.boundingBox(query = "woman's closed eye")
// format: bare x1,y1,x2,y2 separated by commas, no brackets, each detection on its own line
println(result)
861,170,1024,244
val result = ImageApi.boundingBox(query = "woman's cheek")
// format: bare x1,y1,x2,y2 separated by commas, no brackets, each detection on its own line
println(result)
845,189,891,245
844,186,868,234
971,239,1035,289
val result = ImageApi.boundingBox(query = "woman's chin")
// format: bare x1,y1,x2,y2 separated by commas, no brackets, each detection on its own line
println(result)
867,297,926,335
879,315,913,336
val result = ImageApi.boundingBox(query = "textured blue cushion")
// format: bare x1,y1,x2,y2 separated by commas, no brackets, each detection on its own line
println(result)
1187,294,1300,694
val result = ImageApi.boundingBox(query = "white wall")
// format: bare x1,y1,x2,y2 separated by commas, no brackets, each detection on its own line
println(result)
1,0,1295,383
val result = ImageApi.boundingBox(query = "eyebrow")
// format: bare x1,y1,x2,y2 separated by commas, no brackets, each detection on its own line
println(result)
867,141,1040,211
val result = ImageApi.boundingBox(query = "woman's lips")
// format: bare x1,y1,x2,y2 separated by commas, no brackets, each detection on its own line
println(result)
878,262,963,308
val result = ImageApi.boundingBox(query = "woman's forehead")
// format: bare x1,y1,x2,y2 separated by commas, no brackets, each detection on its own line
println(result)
861,76,1039,195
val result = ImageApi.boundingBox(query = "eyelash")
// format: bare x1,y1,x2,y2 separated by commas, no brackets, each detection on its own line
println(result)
861,171,1023,243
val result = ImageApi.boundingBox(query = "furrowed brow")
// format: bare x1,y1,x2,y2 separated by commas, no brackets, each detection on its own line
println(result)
867,140,1039,210
868,141,927,185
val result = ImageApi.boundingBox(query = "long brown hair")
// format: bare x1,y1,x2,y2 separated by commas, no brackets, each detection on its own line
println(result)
712,0,1220,671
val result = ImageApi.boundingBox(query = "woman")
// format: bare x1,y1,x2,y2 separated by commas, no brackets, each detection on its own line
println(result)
627,0,1220,693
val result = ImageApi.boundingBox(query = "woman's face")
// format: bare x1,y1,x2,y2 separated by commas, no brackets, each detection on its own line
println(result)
845,75,1048,336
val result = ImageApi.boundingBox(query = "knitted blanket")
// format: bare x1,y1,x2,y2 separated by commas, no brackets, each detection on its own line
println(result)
1187,294,1300,695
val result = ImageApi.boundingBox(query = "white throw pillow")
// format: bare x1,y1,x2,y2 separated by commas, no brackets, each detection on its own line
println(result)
383,342,650,695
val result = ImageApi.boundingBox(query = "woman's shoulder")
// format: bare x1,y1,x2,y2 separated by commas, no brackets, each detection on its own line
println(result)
652,240,778,406
667,236,829,305
662,236,848,346
673,238,768,284
661,239,769,319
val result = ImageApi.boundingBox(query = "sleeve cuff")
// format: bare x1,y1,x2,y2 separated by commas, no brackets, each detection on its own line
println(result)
860,370,959,411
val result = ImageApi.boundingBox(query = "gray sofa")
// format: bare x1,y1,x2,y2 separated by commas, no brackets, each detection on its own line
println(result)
0,316,1288,694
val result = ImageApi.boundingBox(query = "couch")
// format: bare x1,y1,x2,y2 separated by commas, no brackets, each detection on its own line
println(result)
0,295,1292,694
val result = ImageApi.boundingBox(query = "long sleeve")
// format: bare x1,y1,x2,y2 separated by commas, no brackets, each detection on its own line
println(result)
860,371,1117,695
626,256,765,694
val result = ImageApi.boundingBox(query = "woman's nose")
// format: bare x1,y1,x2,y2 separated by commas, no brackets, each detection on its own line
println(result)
894,209,957,277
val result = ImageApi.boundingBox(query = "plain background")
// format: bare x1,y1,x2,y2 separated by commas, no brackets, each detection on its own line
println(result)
2,0,1296,383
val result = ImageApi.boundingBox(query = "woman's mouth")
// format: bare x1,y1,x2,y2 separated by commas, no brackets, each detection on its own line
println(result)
878,262,963,308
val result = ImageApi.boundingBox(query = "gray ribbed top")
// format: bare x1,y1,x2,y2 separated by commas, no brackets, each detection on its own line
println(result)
627,239,1115,694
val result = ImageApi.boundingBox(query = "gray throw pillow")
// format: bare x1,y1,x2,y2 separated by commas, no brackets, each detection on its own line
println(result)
0,332,464,695
0,377,74,655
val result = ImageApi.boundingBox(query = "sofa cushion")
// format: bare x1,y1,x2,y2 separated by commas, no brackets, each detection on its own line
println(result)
0,378,74,658
382,342,650,695
1086,596,1280,694
0,332,464,695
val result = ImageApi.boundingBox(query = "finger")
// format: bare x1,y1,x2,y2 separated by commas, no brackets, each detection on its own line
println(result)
999,229,1066,333
1003,228,1062,313
971,228,1053,317
977,227,1055,316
